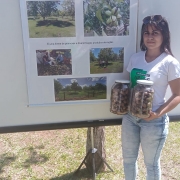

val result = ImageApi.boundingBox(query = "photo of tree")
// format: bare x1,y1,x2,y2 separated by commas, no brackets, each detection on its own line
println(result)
36,49,72,76
83,0,130,36
27,0,75,38
90,47,124,74
54,77,107,101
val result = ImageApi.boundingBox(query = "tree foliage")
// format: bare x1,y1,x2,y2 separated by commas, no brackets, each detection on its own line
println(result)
61,0,75,20
94,83,106,91
99,48,119,61
63,85,71,91
55,79,106,94
54,80,63,95
119,48,124,61
98,48,114,61
83,86,89,91
90,50,96,62
90,48,124,63
27,1,60,20
27,1,38,17
71,81,82,92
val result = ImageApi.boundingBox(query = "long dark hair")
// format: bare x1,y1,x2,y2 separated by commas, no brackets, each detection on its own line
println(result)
140,16,173,56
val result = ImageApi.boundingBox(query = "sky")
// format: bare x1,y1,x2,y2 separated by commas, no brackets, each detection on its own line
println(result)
57,1,63,10
91,47,123,58
57,0,74,10
57,77,106,88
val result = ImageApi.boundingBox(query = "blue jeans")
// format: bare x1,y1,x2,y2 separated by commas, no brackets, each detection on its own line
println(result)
122,113,169,180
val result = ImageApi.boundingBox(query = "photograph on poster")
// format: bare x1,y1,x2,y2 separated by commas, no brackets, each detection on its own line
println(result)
90,47,124,74
83,0,130,36
36,49,72,76
26,0,75,38
54,77,107,101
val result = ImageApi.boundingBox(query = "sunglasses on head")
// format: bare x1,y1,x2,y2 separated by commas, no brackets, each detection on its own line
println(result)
143,15,163,24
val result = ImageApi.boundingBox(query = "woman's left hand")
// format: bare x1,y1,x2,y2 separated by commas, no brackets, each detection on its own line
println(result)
144,111,159,121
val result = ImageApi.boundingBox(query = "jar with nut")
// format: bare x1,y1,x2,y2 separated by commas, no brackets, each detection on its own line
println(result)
110,80,130,115
129,80,154,119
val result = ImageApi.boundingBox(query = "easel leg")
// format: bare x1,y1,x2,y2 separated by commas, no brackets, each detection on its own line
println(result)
92,151,96,179
96,151,113,172
91,127,96,180
73,149,91,176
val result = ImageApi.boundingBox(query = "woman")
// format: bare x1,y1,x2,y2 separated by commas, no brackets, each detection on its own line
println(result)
122,15,180,180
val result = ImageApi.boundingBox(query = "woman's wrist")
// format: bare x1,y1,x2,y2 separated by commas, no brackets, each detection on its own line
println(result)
154,110,162,118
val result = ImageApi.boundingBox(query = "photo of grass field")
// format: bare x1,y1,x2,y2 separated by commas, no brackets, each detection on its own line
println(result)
90,47,124,74
26,0,75,38
54,77,107,101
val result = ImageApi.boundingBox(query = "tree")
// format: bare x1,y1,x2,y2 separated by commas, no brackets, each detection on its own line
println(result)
90,50,96,62
54,80,63,95
112,53,118,62
83,86,88,92
59,10,66,19
61,0,75,20
119,48,124,62
94,83,106,91
27,1,38,18
63,85,71,91
88,85,95,91
71,81,81,92
98,48,114,63
27,1,60,20
52,10,60,17
77,86,82,91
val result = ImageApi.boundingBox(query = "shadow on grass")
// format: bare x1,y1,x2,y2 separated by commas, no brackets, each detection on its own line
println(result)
0,153,16,174
28,17,40,20
36,20,74,28
22,146,48,168
91,62,123,67
92,62,114,67
50,168,93,180
50,168,113,180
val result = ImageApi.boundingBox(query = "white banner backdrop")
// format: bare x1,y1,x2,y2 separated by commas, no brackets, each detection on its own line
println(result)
2,0,180,128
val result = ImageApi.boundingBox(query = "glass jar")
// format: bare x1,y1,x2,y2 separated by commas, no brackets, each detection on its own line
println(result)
110,80,130,115
129,80,154,118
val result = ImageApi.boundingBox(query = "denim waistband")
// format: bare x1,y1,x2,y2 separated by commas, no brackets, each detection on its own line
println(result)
126,112,168,124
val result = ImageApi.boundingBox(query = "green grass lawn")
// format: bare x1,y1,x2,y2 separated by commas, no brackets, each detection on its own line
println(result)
56,91,106,101
28,16,76,38
0,121,179,179
90,61,124,74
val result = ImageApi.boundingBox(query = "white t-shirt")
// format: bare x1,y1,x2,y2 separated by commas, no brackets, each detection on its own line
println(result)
127,51,180,111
